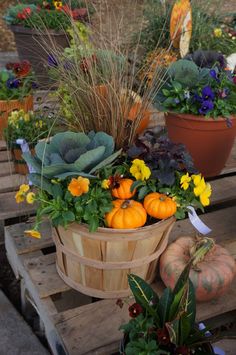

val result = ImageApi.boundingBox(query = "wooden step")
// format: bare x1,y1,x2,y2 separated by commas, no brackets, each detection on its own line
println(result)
0,174,28,194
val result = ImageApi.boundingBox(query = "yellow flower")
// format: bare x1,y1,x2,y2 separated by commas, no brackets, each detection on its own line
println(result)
180,173,191,190
15,184,30,203
200,183,212,206
26,192,35,204
193,176,206,197
214,28,222,37
35,120,43,128
24,230,41,239
68,176,90,197
53,0,63,10
101,179,110,189
23,113,30,122
15,191,25,204
130,159,151,181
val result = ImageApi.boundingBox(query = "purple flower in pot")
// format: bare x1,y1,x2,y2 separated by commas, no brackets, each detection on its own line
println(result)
199,100,214,115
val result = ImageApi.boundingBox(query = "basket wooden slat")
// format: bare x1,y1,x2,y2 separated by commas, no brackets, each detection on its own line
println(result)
53,217,175,298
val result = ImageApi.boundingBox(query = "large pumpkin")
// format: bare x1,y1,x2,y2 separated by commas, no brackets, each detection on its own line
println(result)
144,192,177,219
160,236,236,301
112,178,136,199
105,199,147,229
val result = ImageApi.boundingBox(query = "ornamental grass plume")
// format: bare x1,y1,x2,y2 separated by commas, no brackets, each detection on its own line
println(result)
36,0,176,148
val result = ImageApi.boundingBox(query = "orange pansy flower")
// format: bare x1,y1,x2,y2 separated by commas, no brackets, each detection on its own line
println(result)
68,176,90,197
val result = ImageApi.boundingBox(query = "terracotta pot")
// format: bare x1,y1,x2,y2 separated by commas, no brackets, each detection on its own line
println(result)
165,112,236,177
0,95,33,139
52,217,175,298
10,142,35,175
10,25,69,88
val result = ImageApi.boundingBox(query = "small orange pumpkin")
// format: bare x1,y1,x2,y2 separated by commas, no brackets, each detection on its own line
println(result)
105,199,147,229
127,102,151,134
144,192,177,219
112,178,136,199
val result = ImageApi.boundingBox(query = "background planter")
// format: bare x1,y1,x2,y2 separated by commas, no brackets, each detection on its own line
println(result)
53,217,175,299
0,95,33,139
10,142,35,175
10,25,69,88
165,112,236,177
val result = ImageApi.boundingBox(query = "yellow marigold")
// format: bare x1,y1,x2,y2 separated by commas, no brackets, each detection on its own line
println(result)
26,192,35,204
200,183,212,206
101,179,110,189
130,159,151,181
24,230,41,239
68,176,90,197
214,28,222,38
180,173,191,190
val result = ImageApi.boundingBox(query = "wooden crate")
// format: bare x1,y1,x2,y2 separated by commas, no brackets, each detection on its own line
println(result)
4,172,236,355
0,140,36,242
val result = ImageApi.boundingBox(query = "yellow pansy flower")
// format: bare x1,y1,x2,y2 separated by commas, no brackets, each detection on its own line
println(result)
19,184,30,193
130,159,151,181
193,177,206,197
180,173,191,190
26,192,35,204
68,176,90,197
24,230,41,239
214,28,222,38
53,0,63,10
101,179,110,189
15,184,30,203
24,113,30,122
200,183,212,206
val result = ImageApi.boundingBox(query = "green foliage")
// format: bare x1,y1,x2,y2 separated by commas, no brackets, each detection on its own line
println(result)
154,59,236,119
23,131,121,180
4,110,51,146
137,0,236,58
36,182,113,231
121,265,216,354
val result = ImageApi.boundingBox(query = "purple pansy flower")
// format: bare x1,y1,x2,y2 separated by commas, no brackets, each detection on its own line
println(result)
210,69,219,81
193,93,203,103
6,78,20,89
48,54,58,68
202,86,215,100
199,100,214,115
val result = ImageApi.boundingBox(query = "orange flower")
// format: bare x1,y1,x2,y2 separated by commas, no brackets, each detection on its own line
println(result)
68,176,90,197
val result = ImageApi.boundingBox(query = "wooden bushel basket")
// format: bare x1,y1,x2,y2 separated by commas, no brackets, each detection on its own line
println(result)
53,217,175,298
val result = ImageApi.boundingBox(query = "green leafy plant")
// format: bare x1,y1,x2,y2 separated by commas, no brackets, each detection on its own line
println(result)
4,109,50,146
154,58,236,120
120,263,224,354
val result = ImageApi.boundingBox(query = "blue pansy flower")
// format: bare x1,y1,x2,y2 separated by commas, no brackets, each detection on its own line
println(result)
199,100,214,115
202,86,215,100
6,78,20,89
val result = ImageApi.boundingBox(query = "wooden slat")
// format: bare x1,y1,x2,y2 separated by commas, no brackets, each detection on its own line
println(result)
221,139,236,174
5,220,53,255
210,175,236,205
0,191,35,220
0,161,15,177
0,140,6,151
0,174,27,193
0,150,11,162
24,253,70,298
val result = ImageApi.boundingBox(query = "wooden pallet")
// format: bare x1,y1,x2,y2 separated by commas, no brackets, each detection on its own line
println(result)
0,140,35,242
4,172,236,355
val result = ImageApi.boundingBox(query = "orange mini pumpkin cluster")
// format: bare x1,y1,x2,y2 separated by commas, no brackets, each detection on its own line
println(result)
105,179,177,229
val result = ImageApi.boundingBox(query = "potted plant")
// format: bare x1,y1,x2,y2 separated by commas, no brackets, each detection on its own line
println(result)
154,55,236,177
119,263,230,354
4,109,50,175
0,60,35,139
4,0,91,87
16,129,211,298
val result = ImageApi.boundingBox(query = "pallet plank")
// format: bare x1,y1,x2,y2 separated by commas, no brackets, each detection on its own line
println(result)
0,161,15,176
0,150,11,162
210,175,236,205
0,174,28,193
221,139,236,174
0,191,35,220
0,140,6,151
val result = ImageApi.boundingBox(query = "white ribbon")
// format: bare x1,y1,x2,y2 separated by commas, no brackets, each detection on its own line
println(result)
187,206,212,235
16,139,35,184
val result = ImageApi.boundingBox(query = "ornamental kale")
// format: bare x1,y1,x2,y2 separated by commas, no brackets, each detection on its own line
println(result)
155,56,236,120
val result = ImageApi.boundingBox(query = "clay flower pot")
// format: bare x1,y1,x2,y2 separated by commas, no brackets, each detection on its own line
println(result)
10,142,35,175
0,95,33,139
10,26,69,88
165,112,236,177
